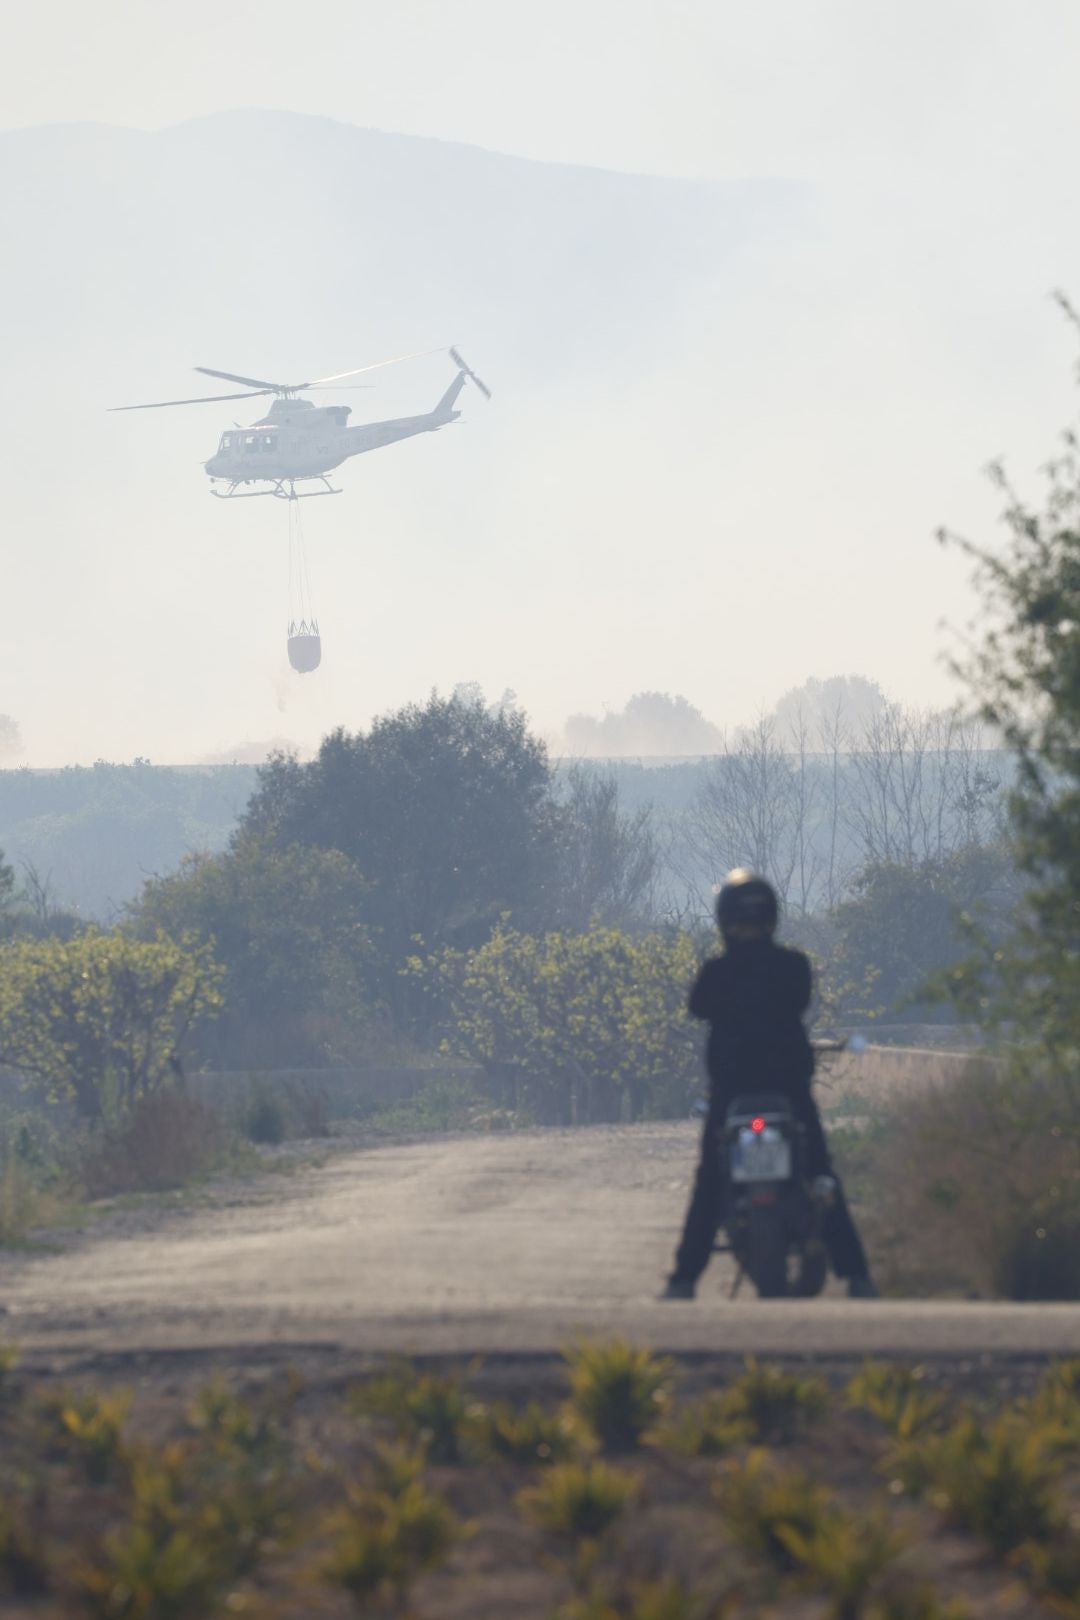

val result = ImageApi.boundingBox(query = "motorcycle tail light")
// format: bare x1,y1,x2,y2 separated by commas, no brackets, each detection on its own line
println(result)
751,1116,766,1133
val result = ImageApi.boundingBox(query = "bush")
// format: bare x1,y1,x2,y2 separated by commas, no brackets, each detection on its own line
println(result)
348,1362,476,1465
243,1085,286,1145
518,1459,639,1542
889,1410,1065,1556
41,1387,132,1485
473,1399,581,1465
0,1497,49,1598
857,1064,1080,1299
846,1362,946,1440
564,1339,675,1452
714,1449,834,1575
717,1358,828,1445
326,1475,461,1609
76,1086,232,1198
651,1393,750,1458
780,1506,904,1619
0,1340,18,1390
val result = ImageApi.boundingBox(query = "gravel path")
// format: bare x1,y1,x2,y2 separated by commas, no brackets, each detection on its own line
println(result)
3,1123,1079,1357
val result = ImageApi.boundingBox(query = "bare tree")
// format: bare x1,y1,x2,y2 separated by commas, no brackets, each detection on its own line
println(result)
845,703,1006,869
554,764,661,931
685,715,800,910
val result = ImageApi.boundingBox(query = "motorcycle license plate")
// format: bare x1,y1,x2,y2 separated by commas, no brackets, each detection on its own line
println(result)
730,1130,792,1183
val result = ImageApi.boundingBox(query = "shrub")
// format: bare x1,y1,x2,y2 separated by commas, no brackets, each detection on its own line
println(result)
348,1361,475,1464
0,1149,60,1245
629,1577,727,1620
76,1086,231,1198
42,1387,132,1484
779,1507,904,1620
846,1361,946,1440
555,1578,723,1620
718,1357,828,1445
474,1398,581,1465
0,1340,18,1391
858,1065,1080,1299
865,1585,972,1620
0,928,222,1122
188,1376,290,1465
79,1425,296,1613
714,1449,834,1575
518,1459,640,1542
1015,1530,1080,1617
243,1085,286,1145
0,1497,49,1597
651,1393,751,1458
565,1339,675,1452
326,1477,461,1608
890,1410,1064,1555
1025,1358,1080,1455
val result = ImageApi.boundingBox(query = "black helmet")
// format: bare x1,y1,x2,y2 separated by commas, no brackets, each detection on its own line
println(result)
715,869,778,940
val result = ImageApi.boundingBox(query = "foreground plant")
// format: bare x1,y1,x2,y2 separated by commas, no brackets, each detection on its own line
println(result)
42,1386,133,1484
348,1360,476,1464
0,1496,49,1599
890,1409,1065,1556
325,1473,462,1609
846,1361,946,1441
474,1397,581,1464
780,1506,905,1620
518,1458,640,1543
0,1339,17,1392
714,1449,835,1576
79,1444,232,1620
564,1338,674,1452
719,1357,828,1444
652,1392,751,1458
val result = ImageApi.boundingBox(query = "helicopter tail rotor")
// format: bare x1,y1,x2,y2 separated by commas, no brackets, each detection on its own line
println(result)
449,348,492,400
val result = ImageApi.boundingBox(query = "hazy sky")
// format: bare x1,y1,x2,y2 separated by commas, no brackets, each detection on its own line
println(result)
4,1,1080,763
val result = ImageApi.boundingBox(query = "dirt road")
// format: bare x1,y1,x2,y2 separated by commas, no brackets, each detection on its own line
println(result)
4,1124,1079,1358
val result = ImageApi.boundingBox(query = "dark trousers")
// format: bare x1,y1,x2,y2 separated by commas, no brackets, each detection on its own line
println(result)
673,1091,869,1283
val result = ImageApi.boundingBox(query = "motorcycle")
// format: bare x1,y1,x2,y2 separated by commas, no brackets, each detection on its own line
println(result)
714,1092,837,1299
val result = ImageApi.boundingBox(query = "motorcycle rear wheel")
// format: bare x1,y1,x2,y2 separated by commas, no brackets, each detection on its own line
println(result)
792,1241,828,1298
747,1207,788,1298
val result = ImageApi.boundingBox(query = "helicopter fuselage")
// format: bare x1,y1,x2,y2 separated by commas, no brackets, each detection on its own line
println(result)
204,373,466,489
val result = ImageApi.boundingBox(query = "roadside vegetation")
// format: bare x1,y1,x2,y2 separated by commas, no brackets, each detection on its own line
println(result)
0,1338,1075,1617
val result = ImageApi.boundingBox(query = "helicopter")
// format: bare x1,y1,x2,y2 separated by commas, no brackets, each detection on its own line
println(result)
111,346,491,499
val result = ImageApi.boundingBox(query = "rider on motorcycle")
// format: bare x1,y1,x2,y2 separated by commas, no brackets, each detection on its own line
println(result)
662,869,878,1300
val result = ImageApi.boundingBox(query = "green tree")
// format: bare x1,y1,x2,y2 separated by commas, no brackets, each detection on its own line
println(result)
942,298,1080,1085
830,844,1019,1021
416,922,701,1123
0,929,223,1120
0,847,15,938
242,691,559,999
132,836,372,1068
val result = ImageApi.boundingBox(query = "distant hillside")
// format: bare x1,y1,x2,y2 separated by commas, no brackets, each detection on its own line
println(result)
0,111,806,767
0,111,803,382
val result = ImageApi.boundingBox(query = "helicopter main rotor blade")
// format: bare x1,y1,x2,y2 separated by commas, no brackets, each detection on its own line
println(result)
109,389,273,411
304,347,445,388
194,366,288,391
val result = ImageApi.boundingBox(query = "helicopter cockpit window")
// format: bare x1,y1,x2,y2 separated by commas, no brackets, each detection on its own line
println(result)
221,433,234,450
243,433,259,453
262,434,277,451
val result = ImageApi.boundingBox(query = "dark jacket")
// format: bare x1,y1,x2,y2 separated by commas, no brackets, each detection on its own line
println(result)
688,939,815,1101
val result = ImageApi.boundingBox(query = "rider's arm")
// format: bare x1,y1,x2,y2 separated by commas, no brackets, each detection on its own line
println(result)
791,950,813,1016
687,957,723,1020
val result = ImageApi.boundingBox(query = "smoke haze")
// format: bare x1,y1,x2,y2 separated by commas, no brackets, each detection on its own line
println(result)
1,2,1078,765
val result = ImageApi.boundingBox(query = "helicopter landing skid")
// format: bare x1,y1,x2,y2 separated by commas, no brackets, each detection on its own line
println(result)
211,477,342,501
